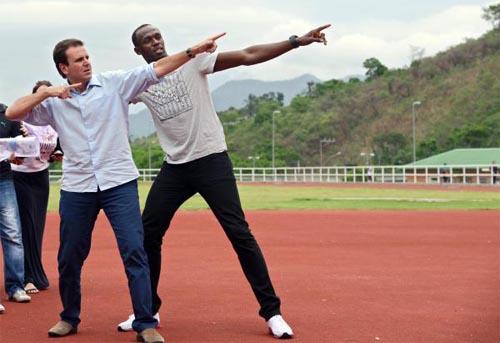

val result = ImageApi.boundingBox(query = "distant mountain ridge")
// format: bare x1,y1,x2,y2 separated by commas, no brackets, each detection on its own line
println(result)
211,74,321,111
129,109,154,140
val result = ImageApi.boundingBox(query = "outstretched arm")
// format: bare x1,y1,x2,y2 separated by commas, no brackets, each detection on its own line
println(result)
154,32,226,78
214,24,331,73
6,83,82,120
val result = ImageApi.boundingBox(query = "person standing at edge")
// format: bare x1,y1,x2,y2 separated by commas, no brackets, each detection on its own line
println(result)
117,23,330,339
12,81,61,295
0,103,32,315
6,32,225,343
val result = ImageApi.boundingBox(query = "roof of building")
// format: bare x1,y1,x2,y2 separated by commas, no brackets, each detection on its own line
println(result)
409,148,500,166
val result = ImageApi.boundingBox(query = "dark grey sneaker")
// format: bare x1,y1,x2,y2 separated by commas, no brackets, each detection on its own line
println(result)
48,321,77,337
136,328,165,343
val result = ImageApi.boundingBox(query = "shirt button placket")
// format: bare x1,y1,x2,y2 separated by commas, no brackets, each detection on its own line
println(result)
80,94,99,191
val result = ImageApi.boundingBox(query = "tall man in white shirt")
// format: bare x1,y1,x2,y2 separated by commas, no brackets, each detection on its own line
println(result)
118,23,330,339
6,33,224,343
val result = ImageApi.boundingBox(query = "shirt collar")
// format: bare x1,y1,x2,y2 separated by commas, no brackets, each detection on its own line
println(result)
68,75,102,95
87,75,102,88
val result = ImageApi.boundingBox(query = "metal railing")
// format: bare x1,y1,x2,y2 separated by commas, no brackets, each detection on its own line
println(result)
49,165,499,185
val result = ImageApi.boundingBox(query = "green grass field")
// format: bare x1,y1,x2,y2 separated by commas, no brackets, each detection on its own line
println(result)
47,183,500,212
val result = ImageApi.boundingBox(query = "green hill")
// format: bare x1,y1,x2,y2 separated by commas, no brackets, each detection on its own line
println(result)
219,29,500,167
131,29,500,168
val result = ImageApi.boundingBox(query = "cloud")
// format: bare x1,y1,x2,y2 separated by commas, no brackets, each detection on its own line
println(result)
0,1,492,105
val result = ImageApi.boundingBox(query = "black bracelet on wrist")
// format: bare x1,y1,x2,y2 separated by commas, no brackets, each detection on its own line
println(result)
289,35,300,49
186,48,196,58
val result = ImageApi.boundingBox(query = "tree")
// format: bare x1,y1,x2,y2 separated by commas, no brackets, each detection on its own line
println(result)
363,58,388,80
447,123,495,148
289,95,312,113
410,45,425,63
276,92,285,106
372,132,411,165
243,94,259,117
242,92,284,117
307,81,315,96
417,138,439,159
483,3,500,30
409,45,426,78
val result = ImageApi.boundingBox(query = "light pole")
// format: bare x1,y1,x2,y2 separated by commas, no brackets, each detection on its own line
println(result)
148,139,152,168
222,119,242,127
412,101,421,163
360,152,374,165
248,155,260,168
334,151,342,166
369,152,375,165
319,138,335,166
272,110,281,169
148,119,152,180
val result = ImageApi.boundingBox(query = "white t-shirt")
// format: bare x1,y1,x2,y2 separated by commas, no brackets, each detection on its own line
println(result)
134,52,227,164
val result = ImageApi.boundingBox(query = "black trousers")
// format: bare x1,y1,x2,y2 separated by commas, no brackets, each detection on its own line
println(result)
142,152,281,320
13,168,50,290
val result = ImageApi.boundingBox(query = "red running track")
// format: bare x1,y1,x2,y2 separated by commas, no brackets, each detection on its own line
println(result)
0,210,499,343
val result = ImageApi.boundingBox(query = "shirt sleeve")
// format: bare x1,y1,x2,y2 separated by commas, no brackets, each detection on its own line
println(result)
22,99,55,127
130,94,144,105
103,63,159,103
194,52,218,75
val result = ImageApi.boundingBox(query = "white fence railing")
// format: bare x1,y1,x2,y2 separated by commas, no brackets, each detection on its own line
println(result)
49,165,499,186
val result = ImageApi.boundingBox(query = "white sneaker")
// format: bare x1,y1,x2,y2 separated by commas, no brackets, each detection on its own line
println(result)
9,289,31,303
267,315,294,339
117,312,160,332
0,303,5,314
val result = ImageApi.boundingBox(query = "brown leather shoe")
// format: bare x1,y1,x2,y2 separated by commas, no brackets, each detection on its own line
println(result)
48,321,77,337
136,328,165,343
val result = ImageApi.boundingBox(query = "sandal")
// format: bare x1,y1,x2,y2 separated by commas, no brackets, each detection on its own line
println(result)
24,283,39,294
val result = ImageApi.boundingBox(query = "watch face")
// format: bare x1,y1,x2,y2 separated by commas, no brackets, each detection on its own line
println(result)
289,35,299,48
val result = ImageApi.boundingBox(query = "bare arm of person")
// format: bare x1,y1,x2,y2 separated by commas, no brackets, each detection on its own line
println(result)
6,83,82,120
214,24,330,72
153,32,226,78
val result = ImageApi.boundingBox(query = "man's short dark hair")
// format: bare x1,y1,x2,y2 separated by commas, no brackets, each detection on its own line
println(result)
53,39,84,79
131,24,152,47
32,80,53,94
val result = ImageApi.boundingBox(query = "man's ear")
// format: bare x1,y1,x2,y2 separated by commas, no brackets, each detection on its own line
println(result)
59,63,70,77
134,46,141,56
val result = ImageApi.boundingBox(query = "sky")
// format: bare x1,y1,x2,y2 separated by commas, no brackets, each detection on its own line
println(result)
0,0,495,109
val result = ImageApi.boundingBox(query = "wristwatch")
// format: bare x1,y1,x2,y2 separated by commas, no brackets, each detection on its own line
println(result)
186,48,196,58
289,35,300,48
